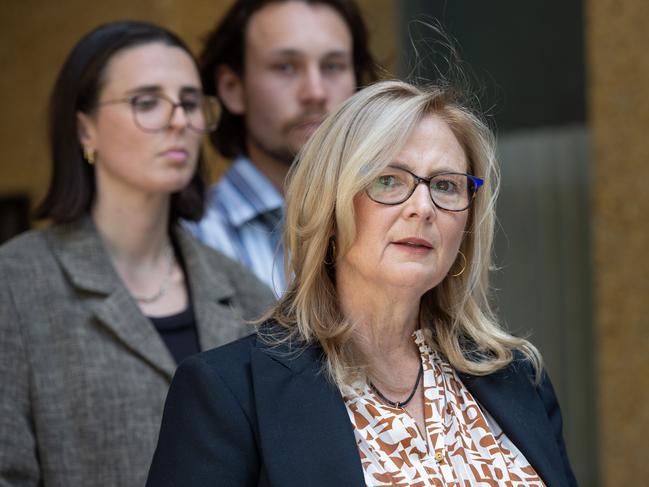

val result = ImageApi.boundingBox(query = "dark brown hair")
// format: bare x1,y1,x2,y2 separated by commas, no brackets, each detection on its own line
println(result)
199,0,379,159
36,20,207,223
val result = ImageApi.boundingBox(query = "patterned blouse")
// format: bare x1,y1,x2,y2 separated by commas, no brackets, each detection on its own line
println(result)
342,330,546,486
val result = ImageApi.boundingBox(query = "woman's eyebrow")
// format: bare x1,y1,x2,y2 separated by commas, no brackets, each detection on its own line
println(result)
124,85,162,95
179,86,201,96
388,161,465,176
388,162,410,171
123,85,202,96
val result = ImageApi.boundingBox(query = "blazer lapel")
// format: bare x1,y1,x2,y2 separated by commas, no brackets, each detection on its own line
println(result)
250,338,365,487
459,365,568,487
49,217,176,380
174,229,252,351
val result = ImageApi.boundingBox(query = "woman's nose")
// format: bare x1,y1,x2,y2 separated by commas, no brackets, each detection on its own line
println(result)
168,103,190,130
404,182,436,220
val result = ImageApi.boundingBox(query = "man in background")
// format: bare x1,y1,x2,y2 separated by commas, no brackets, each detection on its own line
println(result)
189,0,378,295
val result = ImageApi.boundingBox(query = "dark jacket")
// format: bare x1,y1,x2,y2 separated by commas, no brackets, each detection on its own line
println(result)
0,217,275,487
146,328,577,487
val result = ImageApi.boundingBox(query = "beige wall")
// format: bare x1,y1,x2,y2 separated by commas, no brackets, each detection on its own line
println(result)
0,0,396,213
587,0,649,484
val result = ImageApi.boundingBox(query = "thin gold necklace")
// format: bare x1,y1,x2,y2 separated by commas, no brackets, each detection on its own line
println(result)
133,244,175,304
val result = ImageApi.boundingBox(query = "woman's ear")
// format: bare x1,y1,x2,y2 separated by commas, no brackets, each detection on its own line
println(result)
76,111,96,150
216,65,245,115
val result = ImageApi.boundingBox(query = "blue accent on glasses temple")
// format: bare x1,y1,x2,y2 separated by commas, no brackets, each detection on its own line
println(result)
468,176,484,188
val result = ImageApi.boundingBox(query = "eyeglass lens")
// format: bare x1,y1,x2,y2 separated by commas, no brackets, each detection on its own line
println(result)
367,167,478,211
131,94,219,132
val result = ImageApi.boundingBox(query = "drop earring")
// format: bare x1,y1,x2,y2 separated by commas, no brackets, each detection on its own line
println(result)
84,148,95,165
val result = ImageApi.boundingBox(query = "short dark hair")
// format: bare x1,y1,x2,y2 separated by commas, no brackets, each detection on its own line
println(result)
36,20,207,224
199,0,378,159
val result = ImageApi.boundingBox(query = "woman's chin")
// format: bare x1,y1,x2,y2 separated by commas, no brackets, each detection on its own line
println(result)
153,175,195,194
381,272,442,295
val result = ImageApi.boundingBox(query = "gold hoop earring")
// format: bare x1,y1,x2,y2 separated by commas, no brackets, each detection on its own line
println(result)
84,148,95,165
450,250,467,277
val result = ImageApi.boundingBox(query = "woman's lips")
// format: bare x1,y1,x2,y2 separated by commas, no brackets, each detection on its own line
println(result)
393,237,433,248
391,238,434,254
159,148,188,162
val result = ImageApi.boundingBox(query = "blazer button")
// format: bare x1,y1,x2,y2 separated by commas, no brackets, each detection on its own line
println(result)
434,451,444,463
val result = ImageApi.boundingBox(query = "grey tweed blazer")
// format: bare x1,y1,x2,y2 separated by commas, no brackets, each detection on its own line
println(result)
0,216,275,487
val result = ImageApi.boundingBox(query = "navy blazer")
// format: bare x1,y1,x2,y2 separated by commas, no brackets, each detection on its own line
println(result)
146,329,577,487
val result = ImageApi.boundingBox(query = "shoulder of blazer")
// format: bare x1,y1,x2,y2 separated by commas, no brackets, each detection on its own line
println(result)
189,332,259,385
0,227,54,269
190,321,323,389
173,325,325,436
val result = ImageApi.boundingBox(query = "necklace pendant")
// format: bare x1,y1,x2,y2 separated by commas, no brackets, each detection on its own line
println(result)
369,355,424,409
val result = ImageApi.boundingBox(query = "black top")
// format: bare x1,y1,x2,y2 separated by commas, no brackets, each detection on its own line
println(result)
149,307,199,364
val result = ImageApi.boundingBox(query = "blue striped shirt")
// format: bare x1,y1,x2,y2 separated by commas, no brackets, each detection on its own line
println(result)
185,157,285,297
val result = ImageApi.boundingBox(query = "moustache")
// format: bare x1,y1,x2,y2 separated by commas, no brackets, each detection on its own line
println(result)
286,112,327,131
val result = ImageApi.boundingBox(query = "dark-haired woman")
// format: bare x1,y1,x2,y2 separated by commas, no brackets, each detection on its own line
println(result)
0,21,273,486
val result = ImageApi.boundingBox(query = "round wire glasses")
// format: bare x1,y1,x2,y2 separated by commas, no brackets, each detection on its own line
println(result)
97,92,220,133
366,165,484,212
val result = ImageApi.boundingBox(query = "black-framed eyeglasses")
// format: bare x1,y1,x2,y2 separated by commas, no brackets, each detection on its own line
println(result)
366,165,484,212
97,92,220,133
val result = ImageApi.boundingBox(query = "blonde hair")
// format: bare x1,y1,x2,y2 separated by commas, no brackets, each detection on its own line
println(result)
266,80,542,385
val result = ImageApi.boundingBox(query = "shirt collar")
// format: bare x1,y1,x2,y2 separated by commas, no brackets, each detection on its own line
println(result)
214,156,285,227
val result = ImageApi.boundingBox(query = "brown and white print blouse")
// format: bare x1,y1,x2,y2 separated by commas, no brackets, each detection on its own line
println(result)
342,330,546,486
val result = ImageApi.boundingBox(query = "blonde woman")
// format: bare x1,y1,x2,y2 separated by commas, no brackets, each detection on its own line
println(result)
147,81,577,486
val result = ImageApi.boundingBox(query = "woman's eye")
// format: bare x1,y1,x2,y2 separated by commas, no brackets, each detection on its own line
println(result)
180,99,200,112
132,95,159,111
376,175,400,189
433,179,458,193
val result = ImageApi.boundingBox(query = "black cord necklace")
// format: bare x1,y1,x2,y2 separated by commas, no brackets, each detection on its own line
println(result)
369,355,424,408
